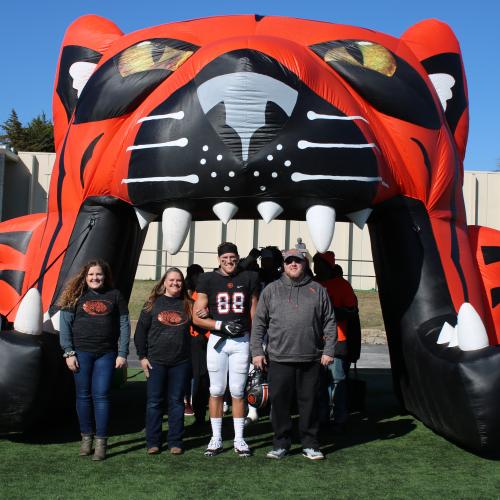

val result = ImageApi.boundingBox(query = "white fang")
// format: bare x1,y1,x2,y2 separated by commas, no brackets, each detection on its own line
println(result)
122,175,199,184
307,111,369,124
213,202,238,224
162,208,191,255
437,321,454,345
127,138,188,151
134,208,157,230
257,201,284,223
456,303,489,351
138,111,185,123
346,208,373,229
14,288,43,335
298,140,376,150
306,205,336,253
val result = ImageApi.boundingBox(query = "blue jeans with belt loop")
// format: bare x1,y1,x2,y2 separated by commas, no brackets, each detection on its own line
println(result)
73,350,116,438
146,360,192,449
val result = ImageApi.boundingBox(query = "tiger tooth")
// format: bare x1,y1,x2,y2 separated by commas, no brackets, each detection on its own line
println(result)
257,201,284,223
212,202,238,224
162,207,191,254
51,311,61,332
306,205,336,252
346,208,372,229
134,207,157,230
448,324,459,347
14,288,43,335
457,303,489,351
437,321,454,344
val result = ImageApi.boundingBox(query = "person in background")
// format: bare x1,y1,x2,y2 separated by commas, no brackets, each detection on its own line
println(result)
134,267,192,455
59,260,130,461
313,252,361,427
186,264,211,425
252,249,337,460
184,264,205,417
259,246,283,290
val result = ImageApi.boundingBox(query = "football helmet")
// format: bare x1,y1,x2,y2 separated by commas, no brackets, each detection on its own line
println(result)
246,368,269,409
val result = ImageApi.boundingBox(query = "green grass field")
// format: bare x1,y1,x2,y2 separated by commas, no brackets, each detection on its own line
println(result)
2,369,499,499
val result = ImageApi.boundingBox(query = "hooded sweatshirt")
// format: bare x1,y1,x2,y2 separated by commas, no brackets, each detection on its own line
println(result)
251,272,337,362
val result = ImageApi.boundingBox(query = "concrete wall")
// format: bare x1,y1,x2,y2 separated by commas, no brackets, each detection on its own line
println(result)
2,151,499,289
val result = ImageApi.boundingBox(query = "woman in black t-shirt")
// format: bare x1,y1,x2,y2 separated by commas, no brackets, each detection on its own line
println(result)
134,267,193,455
58,260,130,461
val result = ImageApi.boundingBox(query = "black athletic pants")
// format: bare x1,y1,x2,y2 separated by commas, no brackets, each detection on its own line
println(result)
190,334,210,423
268,360,321,450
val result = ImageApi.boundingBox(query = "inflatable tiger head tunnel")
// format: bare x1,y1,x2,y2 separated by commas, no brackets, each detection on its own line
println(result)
0,14,499,453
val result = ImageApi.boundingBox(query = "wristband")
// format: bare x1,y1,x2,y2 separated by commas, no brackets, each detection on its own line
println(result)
215,320,222,331
63,350,76,358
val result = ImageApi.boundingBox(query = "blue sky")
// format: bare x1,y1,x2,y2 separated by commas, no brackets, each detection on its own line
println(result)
2,0,498,170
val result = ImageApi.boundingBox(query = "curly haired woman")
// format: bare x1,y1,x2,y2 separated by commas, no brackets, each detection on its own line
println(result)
58,260,130,460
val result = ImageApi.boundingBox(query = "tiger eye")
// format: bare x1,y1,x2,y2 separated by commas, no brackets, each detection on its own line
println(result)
358,43,396,77
324,41,397,77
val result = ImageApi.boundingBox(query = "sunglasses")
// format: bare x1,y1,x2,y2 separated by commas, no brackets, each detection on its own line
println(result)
284,257,304,264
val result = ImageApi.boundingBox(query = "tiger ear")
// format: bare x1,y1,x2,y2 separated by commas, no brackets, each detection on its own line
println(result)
401,19,469,161
53,15,123,149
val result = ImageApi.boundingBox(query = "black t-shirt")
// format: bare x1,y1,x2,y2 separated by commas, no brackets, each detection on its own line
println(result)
196,270,259,334
70,288,128,355
134,295,191,366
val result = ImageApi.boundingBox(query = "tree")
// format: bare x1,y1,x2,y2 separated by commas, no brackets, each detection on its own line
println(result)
24,113,54,152
0,109,54,153
0,109,26,151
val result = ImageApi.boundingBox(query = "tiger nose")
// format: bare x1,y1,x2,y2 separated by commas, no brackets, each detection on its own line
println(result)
196,72,298,161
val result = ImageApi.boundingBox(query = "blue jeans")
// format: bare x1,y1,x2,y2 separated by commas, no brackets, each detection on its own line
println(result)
329,358,351,424
319,358,351,424
146,360,191,449
73,350,116,438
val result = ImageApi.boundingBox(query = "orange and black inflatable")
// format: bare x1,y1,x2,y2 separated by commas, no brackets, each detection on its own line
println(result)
0,14,499,452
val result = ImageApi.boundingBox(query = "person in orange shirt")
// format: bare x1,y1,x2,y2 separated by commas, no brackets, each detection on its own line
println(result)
313,252,361,426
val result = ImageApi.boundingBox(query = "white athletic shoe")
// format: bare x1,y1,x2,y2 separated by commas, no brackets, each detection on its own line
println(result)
234,439,252,457
302,448,325,460
204,437,223,457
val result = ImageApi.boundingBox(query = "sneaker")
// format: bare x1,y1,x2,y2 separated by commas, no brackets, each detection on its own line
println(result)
234,439,252,457
223,402,230,414
204,437,223,457
184,402,194,416
266,448,288,459
302,448,324,460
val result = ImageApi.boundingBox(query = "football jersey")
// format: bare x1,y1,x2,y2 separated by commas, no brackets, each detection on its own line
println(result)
196,270,259,333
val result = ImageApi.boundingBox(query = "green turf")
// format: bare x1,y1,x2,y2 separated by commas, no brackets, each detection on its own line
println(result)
1,369,499,499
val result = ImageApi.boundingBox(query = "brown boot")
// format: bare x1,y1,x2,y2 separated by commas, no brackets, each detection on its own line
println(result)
92,438,107,461
79,434,93,456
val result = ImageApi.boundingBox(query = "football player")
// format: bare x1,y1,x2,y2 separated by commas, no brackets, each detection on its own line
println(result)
193,242,259,457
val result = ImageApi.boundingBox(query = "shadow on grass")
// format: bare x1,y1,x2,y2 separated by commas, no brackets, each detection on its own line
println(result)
318,367,416,454
5,367,416,455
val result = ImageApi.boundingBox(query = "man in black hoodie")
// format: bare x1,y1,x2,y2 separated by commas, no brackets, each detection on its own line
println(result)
251,249,337,460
